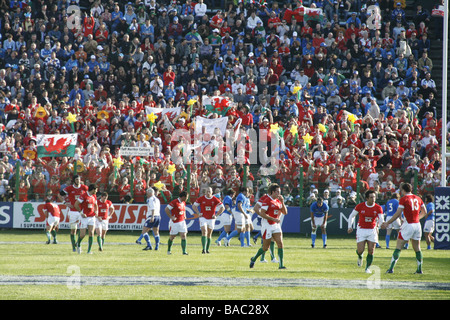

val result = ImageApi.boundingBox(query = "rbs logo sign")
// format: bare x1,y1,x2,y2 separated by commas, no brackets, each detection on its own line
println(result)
0,203,13,228
434,188,450,250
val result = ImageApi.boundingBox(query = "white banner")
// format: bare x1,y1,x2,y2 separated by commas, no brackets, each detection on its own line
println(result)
120,146,154,157
194,116,229,137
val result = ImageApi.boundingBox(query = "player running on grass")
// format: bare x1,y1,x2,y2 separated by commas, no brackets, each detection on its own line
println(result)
250,184,287,269
347,190,385,273
381,183,427,274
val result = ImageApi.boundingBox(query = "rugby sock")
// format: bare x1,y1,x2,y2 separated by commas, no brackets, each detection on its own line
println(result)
76,236,83,247
154,235,160,247
51,230,57,240
389,249,401,271
97,236,103,250
251,248,265,262
260,251,266,261
311,233,316,246
46,231,51,241
206,238,211,251
181,239,187,254
227,230,238,240
143,233,152,247
88,236,93,253
356,249,362,259
137,234,144,242
278,248,284,268
201,236,206,251
270,242,275,260
70,234,76,250
366,254,373,269
167,239,173,253
415,251,423,273
385,235,390,248
217,231,227,241
239,233,245,246
246,232,251,246
322,234,327,246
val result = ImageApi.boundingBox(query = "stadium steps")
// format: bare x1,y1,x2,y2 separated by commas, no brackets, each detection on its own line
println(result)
427,29,450,119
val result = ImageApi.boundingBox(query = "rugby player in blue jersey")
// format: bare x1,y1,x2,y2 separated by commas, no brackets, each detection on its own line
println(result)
384,193,400,249
216,189,235,246
423,194,435,250
310,197,329,248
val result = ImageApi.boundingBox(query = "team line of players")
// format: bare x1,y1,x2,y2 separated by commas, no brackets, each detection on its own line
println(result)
42,175,433,273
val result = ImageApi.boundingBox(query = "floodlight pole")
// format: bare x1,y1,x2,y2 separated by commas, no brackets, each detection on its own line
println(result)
441,0,449,187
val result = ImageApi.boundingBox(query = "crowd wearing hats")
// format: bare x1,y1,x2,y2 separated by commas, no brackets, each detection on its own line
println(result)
0,0,446,206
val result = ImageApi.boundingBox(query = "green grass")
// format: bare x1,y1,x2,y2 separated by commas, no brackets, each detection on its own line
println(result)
0,229,449,300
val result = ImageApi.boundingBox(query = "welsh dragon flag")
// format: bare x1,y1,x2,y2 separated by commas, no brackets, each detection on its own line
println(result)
145,106,181,120
304,7,323,23
37,134,78,158
202,96,232,116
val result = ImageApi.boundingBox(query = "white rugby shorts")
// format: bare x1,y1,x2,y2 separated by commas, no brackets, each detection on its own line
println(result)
356,227,378,243
169,220,188,235
399,222,422,241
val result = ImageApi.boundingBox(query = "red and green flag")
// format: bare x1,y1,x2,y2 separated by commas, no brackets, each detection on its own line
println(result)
36,134,78,158
304,7,323,23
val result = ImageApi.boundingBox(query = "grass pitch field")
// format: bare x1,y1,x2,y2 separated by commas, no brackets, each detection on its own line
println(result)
0,229,449,301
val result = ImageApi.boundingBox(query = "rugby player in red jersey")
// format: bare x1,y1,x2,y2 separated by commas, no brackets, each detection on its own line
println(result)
250,184,287,269
193,187,224,254
96,192,114,251
381,183,427,274
74,184,99,254
165,191,189,255
43,191,61,244
59,175,88,252
348,190,385,273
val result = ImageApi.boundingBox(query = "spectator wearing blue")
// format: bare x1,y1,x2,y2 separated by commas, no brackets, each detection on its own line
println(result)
213,57,225,78
325,78,338,96
276,81,290,97
323,0,335,22
313,79,328,105
302,41,315,56
402,98,419,117
346,12,361,29
417,33,430,57
87,55,99,71
111,4,124,32
349,81,361,95
124,4,137,24
391,2,406,24
140,19,155,43
289,97,299,118
396,81,409,97
99,55,110,73
40,42,52,60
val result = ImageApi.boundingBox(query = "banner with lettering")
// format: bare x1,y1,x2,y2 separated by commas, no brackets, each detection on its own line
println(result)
8,202,301,233
434,188,450,250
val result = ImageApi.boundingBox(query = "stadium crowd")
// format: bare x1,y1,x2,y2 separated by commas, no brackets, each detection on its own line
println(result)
0,0,447,207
